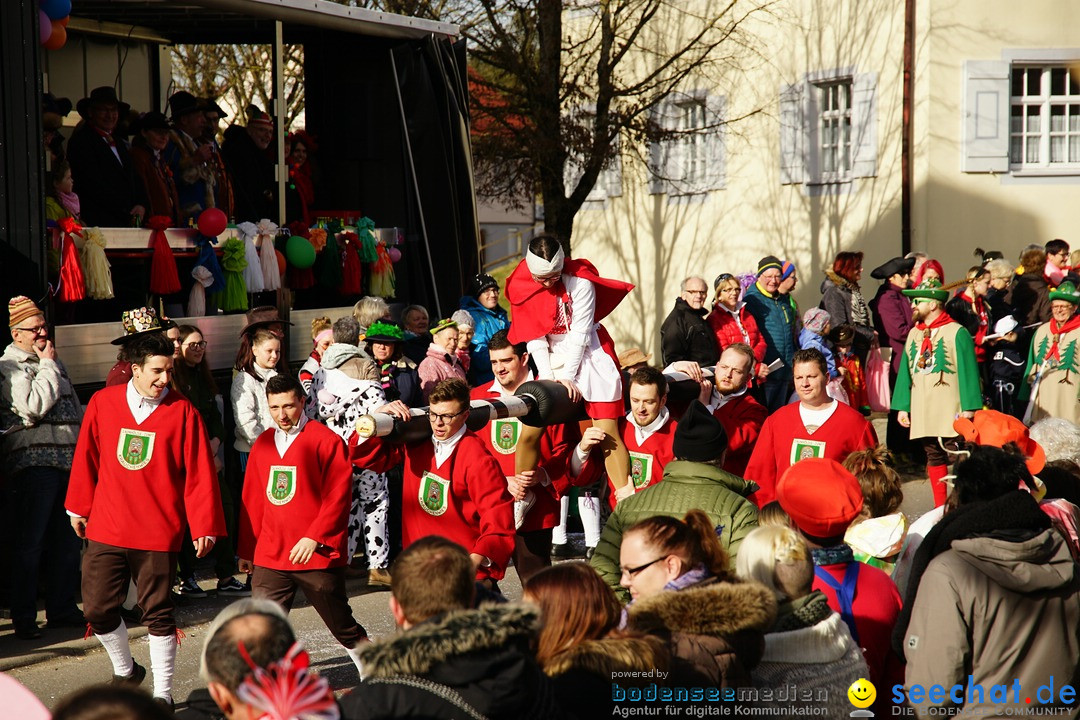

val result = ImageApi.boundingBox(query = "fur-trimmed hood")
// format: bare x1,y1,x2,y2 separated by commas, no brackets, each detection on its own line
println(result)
627,579,777,637
543,634,668,678
359,603,539,678
821,268,858,294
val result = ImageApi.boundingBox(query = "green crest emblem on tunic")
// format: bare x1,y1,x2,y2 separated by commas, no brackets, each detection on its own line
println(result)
629,451,653,490
266,465,297,506
491,419,520,455
116,428,156,471
789,438,826,465
420,471,450,516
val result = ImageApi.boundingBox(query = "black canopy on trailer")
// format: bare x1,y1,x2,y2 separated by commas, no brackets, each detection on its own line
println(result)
0,0,478,320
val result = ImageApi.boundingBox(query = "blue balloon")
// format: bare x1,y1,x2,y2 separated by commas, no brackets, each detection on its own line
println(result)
41,0,71,21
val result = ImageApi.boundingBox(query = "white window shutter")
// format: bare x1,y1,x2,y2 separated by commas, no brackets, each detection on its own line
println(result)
779,83,805,184
851,72,877,178
962,60,1010,173
803,79,821,182
703,94,726,191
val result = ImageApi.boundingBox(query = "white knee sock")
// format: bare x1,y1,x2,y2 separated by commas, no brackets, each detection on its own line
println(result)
345,645,365,677
95,620,134,677
551,495,570,545
579,492,602,548
149,633,177,702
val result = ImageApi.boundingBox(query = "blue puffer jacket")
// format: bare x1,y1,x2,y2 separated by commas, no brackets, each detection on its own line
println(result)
798,327,838,378
744,282,796,365
460,294,510,384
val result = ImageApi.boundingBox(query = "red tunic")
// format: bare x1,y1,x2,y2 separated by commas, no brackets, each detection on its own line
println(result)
66,385,225,552
813,561,904,702
505,257,633,345
350,432,515,580
711,393,767,478
238,420,353,571
470,384,577,532
743,401,878,507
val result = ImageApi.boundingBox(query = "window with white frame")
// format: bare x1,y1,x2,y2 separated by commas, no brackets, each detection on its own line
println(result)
779,71,876,188
818,80,853,178
649,91,725,196
563,105,622,203
1010,65,1080,167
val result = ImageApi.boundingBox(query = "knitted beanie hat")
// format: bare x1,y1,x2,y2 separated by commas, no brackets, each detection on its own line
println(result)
8,296,43,329
802,307,831,335
757,256,783,277
672,401,728,463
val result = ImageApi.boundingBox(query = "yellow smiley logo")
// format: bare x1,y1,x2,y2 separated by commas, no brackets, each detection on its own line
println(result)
848,678,876,709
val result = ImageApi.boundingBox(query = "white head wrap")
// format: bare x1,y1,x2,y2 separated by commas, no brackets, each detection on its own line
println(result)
525,245,565,277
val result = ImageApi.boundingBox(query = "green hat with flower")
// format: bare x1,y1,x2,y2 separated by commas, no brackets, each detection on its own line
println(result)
902,277,949,303
1049,281,1080,304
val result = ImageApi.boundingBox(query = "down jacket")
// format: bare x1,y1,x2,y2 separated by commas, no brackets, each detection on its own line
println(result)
743,282,795,367
660,297,719,366
590,460,759,602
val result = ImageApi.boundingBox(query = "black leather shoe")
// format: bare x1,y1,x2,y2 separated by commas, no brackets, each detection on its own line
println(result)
154,696,175,714
111,660,147,687
14,622,42,640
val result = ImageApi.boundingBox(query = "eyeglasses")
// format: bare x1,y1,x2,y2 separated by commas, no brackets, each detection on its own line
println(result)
619,556,667,580
428,408,468,424
15,325,48,335
684,289,708,297
183,341,208,349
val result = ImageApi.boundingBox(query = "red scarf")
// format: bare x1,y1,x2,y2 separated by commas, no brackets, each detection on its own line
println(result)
914,311,955,370
1044,314,1080,363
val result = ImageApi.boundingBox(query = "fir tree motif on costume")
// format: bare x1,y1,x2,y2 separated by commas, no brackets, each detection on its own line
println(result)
1058,340,1079,384
266,465,297,506
419,471,450,516
907,339,919,371
116,428,156,470
629,451,653,489
932,338,955,386
491,419,520,455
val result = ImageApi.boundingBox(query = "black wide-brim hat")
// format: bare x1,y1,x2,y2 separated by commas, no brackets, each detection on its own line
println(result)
238,306,294,338
110,306,178,345
870,256,916,281
76,86,131,119
133,111,171,133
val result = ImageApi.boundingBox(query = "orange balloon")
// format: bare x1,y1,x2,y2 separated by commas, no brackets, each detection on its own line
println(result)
43,21,66,50
276,249,286,275
59,15,70,26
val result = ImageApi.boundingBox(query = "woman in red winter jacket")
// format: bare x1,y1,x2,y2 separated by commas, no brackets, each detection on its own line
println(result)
708,273,769,381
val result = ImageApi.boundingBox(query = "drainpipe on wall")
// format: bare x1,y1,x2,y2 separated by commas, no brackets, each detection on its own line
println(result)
901,0,915,256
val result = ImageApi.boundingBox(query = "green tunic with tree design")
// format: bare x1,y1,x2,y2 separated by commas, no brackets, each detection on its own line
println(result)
891,321,982,439
1018,320,1080,424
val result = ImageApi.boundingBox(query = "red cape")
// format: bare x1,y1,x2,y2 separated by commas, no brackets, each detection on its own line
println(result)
505,257,634,344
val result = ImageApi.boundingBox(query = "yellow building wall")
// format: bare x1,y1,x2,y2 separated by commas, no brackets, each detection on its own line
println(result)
913,0,1080,284
570,0,906,357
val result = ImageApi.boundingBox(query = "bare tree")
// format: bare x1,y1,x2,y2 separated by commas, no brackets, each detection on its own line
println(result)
461,0,775,250
170,44,306,131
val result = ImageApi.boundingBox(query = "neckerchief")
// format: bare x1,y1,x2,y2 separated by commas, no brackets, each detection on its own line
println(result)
551,283,573,334
1043,314,1080,364
914,311,955,369
58,190,81,217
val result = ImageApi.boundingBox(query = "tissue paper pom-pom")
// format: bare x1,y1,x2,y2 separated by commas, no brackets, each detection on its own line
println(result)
308,228,327,252
388,247,402,263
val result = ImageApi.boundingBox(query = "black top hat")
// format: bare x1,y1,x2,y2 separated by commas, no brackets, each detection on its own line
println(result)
168,91,205,120
76,87,131,119
134,111,171,133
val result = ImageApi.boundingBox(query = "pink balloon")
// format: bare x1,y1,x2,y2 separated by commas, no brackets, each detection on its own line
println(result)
388,247,402,263
39,10,52,44
197,208,228,237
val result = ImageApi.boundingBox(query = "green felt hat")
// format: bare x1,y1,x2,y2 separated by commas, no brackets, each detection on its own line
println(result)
365,321,405,344
902,277,949,303
1049,281,1080,304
